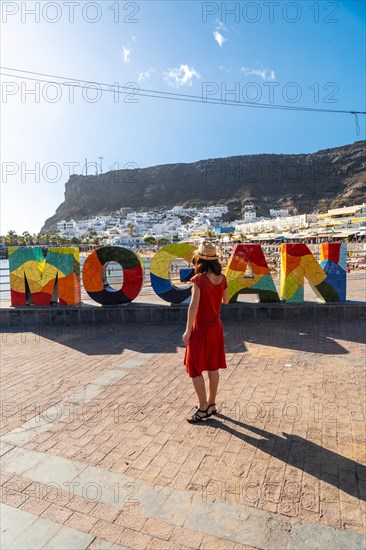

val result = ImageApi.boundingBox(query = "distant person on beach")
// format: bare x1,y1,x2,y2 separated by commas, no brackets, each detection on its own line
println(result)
182,241,229,423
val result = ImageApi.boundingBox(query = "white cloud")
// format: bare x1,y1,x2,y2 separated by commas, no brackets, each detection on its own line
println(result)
240,66,276,80
213,19,228,46
215,20,227,31
122,46,132,63
163,64,200,88
213,31,226,47
130,35,137,42
138,68,156,83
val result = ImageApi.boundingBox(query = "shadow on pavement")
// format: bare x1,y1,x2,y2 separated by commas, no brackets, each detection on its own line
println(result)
23,325,183,355
208,413,365,503
224,319,366,355
6,319,365,356
16,325,248,355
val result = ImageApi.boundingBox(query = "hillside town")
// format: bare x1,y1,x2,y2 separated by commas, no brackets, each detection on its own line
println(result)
53,202,366,245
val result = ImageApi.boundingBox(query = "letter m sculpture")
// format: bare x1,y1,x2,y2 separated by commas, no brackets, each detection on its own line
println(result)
9,247,81,306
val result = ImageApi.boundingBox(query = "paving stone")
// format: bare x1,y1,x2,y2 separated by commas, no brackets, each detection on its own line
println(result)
44,522,94,548
137,485,173,516
66,494,98,515
200,533,256,549
0,504,61,549
91,502,121,522
91,520,123,544
9,451,88,486
86,539,115,550
87,541,128,550
119,527,152,549
146,537,177,550
170,525,204,548
41,502,74,524
114,510,147,531
0,447,48,476
0,471,16,486
19,496,52,516
141,516,174,540
289,517,366,549
0,441,15,457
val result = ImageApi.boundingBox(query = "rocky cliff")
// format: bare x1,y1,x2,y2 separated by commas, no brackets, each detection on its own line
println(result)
42,140,366,230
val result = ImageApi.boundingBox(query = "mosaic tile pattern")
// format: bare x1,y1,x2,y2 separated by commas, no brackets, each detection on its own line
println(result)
82,246,144,305
149,243,195,303
224,244,280,303
280,243,347,303
9,247,81,306
319,242,347,302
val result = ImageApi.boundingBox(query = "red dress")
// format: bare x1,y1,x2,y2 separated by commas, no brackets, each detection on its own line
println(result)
184,273,227,378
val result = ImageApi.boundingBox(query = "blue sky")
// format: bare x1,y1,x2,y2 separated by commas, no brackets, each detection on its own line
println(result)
1,0,365,233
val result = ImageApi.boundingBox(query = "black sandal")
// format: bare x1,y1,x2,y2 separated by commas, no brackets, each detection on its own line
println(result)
187,406,209,423
207,403,217,417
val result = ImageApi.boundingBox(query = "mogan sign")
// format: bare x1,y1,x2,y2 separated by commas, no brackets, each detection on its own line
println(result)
8,242,347,307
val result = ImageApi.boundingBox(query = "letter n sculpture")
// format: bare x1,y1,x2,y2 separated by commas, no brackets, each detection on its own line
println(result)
280,243,346,302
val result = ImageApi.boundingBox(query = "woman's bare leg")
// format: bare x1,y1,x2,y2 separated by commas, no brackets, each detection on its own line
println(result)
192,375,208,410
207,370,219,412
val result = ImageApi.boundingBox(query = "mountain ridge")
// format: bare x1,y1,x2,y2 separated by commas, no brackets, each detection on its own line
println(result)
42,140,366,230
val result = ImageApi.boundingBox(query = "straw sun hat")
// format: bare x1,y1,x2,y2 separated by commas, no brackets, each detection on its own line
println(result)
194,241,219,261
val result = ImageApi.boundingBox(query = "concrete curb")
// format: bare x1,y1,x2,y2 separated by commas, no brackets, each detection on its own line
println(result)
1,302,365,328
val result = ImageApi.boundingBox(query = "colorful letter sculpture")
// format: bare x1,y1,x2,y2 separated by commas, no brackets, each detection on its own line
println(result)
224,244,280,303
8,243,348,307
280,243,346,302
9,247,81,306
319,242,347,302
150,243,196,303
82,246,144,305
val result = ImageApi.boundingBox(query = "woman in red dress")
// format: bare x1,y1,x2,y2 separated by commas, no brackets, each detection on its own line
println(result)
182,241,229,423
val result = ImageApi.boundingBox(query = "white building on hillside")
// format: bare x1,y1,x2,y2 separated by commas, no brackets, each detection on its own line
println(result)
57,219,76,232
270,209,289,217
244,211,256,222
236,214,308,235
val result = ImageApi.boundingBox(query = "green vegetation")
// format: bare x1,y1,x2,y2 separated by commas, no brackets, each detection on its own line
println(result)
1,230,86,247
143,236,157,244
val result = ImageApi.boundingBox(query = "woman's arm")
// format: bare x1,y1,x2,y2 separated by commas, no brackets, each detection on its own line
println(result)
222,275,229,304
222,287,230,304
182,283,200,344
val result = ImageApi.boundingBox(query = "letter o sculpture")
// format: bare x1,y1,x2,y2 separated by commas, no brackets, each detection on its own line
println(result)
82,246,144,305
149,243,196,303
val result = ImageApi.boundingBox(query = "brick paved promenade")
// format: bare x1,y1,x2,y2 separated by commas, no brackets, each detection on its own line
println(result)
1,319,365,549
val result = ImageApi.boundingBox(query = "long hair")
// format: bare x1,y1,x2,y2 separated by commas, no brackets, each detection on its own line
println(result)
193,256,222,275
